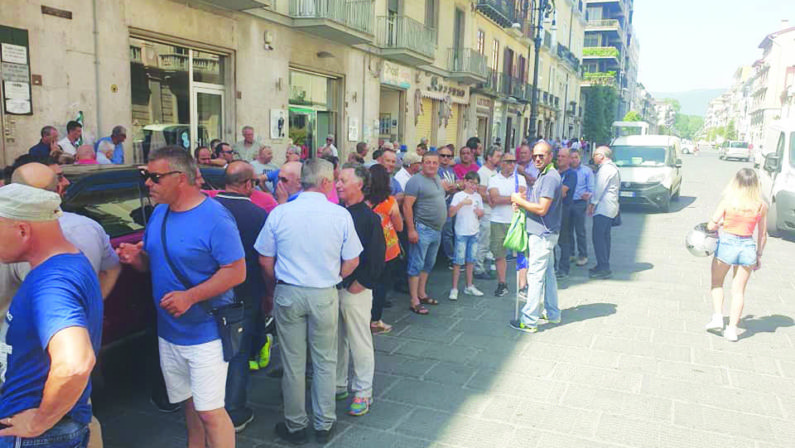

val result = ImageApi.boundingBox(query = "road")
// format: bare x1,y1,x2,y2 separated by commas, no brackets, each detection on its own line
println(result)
95,149,795,448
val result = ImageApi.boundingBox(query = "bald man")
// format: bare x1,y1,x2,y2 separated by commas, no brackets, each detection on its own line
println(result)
1,162,121,313
75,145,99,165
274,161,303,204
213,161,269,431
0,183,103,446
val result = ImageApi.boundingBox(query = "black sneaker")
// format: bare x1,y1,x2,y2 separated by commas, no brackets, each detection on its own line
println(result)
556,271,568,279
150,395,181,413
275,422,308,445
315,424,336,444
230,408,255,433
589,269,613,279
494,283,508,297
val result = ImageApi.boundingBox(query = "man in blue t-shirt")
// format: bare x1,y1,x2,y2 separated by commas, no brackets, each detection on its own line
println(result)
556,148,578,278
117,146,245,448
508,142,563,333
94,125,126,164
0,184,102,447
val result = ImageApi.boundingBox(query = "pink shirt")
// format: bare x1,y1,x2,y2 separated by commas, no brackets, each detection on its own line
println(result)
453,163,479,180
203,189,278,213
75,159,99,165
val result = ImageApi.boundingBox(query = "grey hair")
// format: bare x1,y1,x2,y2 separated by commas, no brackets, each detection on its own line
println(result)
149,145,198,185
484,145,502,159
595,146,612,159
242,125,254,133
286,146,301,155
41,125,56,138
341,162,369,191
259,145,272,153
111,125,127,137
301,158,334,189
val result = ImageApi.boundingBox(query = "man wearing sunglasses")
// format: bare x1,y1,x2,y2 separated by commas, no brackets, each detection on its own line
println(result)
214,142,236,165
487,154,526,297
509,142,563,333
118,146,246,448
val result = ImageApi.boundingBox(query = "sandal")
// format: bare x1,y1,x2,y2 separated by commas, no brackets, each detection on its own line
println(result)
418,297,439,305
409,304,429,315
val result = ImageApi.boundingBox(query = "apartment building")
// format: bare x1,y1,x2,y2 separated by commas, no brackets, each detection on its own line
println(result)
580,0,637,119
0,0,524,164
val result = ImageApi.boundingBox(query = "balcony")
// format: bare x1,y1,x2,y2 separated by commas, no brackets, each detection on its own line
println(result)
586,19,621,33
582,46,619,61
499,73,525,100
159,53,189,71
475,0,516,29
290,0,374,45
556,43,581,73
583,71,617,86
376,16,436,66
448,48,489,85
473,68,500,96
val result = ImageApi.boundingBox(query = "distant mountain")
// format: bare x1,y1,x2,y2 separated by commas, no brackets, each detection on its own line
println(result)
650,89,727,116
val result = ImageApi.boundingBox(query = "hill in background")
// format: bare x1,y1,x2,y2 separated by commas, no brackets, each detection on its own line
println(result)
650,88,727,116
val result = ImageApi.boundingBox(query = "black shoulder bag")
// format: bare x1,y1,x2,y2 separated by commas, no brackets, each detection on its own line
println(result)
160,209,245,362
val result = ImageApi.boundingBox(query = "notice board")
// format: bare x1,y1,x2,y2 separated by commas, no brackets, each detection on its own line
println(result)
0,26,32,115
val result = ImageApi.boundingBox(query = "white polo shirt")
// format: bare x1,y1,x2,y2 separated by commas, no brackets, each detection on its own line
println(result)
58,137,78,156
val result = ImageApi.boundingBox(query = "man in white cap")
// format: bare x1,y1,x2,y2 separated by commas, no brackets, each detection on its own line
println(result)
393,152,422,191
319,134,338,158
0,183,103,446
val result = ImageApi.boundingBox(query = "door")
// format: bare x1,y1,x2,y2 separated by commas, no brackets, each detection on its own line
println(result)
317,111,331,149
504,116,512,150
453,9,465,56
289,107,317,158
443,104,460,147
191,87,223,149
416,98,435,146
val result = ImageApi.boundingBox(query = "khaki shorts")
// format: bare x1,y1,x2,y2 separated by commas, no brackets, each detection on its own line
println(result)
490,222,510,258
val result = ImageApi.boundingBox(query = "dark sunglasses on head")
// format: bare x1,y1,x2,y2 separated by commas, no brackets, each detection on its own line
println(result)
139,169,182,184
531,154,545,160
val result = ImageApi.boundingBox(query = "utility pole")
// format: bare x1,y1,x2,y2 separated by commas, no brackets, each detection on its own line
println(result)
527,0,554,143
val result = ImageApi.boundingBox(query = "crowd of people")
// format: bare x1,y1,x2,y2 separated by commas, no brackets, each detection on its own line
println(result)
0,122,627,447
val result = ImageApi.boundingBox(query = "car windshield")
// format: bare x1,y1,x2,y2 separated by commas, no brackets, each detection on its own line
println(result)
62,187,147,239
612,146,668,167
728,141,749,148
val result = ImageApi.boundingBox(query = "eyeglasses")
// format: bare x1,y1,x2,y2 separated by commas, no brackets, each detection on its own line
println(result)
221,150,234,154
439,154,453,158
502,159,516,164
139,169,182,184
531,154,546,160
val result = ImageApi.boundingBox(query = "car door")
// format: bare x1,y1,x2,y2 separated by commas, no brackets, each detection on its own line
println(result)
759,131,785,203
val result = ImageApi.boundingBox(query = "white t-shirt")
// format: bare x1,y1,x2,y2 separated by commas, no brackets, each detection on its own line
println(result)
58,137,78,156
450,191,483,236
488,172,527,224
477,165,498,213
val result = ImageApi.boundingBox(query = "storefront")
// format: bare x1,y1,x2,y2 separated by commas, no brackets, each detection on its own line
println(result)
414,74,469,148
129,36,232,161
473,95,494,147
379,61,411,144
288,69,341,159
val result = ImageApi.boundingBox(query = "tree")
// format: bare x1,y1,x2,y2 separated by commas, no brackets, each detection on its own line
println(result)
662,98,682,114
726,120,737,140
623,111,642,122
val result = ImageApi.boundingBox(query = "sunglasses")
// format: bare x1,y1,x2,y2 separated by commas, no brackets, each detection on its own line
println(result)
139,169,182,184
531,154,546,160
439,154,453,158
221,150,234,154
502,159,516,163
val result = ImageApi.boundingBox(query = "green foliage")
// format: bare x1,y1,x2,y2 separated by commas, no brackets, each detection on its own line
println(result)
672,114,704,140
623,111,642,122
583,85,618,145
582,47,620,58
661,98,682,114
725,120,738,140
584,71,617,81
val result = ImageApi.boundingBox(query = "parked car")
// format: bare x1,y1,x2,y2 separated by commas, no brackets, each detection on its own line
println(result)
757,120,795,237
611,135,683,212
719,141,752,162
60,164,226,352
681,142,695,154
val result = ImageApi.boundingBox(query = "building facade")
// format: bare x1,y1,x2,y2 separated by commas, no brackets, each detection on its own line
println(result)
748,25,795,147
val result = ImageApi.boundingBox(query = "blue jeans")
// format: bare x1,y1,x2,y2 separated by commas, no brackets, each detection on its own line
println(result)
225,301,262,420
407,222,442,276
453,234,478,265
0,418,89,448
716,233,757,266
520,233,560,327
441,216,455,262
592,215,613,271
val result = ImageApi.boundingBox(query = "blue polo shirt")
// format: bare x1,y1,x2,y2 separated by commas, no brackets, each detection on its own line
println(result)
572,164,595,201
143,199,245,345
28,140,50,158
560,168,578,207
525,165,562,236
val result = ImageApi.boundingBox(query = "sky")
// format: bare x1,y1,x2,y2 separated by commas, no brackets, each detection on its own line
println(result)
634,0,792,93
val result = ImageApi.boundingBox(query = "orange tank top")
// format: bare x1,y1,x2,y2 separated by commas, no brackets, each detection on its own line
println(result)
723,206,761,237
373,196,401,261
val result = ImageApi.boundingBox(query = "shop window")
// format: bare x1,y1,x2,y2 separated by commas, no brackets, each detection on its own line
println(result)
288,70,340,158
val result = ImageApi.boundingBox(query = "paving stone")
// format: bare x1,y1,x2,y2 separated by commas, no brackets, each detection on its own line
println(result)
382,378,489,415
672,402,775,442
396,408,515,447
482,396,600,437
551,362,643,392
374,353,437,378
423,361,477,386
561,384,673,422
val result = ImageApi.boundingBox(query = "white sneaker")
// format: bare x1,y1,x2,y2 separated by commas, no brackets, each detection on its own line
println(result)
448,289,459,301
464,285,484,296
705,314,724,331
724,326,739,342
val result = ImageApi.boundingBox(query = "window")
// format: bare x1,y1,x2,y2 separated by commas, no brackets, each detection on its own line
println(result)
476,30,485,55
425,0,437,30
63,186,147,238
790,132,795,168
491,39,500,70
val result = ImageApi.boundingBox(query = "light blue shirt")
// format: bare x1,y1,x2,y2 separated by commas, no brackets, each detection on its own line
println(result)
573,164,595,201
254,192,363,288
95,137,124,164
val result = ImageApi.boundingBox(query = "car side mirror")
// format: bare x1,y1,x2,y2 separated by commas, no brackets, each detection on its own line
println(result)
764,153,781,173
675,159,682,168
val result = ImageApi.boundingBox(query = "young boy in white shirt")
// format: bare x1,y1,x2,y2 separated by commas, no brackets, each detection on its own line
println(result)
448,171,485,300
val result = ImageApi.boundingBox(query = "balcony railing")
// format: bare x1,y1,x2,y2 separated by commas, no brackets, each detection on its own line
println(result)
376,16,436,60
499,73,524,100
474,68,500,94
448,48,489,83
582,46,619,59
583,71,617,85
290,0,374,35
159,53,188,71
556,43,581,72
475,0,516,28
586,19,620,29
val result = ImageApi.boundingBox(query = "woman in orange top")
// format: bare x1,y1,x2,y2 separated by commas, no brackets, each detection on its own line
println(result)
367,165,404,334
705,168,768,342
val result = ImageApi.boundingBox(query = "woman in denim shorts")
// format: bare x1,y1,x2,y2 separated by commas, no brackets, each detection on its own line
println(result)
705,168,768,342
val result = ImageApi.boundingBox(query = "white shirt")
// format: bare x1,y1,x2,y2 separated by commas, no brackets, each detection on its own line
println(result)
58,137,78,156
591,160,620,218
394,167,412,191
488,172,527,224
477,165,498,214
451,191,483,236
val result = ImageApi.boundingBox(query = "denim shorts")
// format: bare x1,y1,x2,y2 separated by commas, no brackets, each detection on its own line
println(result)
0,418,89,448
715,233,757,267
453,234,478,265
407,222,442,276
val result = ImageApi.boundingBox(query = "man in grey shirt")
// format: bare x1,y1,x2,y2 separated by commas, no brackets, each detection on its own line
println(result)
508,142,563,333
233,126,259,161
588,146,620,279
403,152,446,315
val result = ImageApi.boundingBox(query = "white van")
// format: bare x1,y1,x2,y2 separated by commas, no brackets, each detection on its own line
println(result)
610,135,683,212
758,120,795,237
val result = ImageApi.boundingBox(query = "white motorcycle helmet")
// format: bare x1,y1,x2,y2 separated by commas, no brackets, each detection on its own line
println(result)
686,222,719,257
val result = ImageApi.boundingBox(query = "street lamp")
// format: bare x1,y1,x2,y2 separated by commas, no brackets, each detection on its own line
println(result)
527,0,555,143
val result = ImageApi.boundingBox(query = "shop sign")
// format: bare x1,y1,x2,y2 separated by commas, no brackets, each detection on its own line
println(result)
381,61,411,89
476,97,493,108
426,76,467,101
1,43,26,64
1,26,32,115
